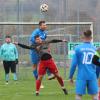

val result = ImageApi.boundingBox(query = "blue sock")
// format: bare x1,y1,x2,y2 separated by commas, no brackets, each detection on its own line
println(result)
33,69,38,80
46,69,51,76
13,73,17,81
5,74,9,82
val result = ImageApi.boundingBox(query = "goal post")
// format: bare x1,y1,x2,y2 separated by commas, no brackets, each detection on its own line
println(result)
0,21,93,40
0,21,93,79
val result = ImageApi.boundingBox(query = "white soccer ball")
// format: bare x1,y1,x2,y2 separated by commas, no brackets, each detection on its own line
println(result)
40,4,48,12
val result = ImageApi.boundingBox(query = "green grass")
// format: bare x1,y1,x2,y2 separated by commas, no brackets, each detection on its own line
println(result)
0,65,92,100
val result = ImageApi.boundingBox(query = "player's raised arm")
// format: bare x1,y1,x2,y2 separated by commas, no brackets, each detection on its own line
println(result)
13,42,36,50
69,48,78,82
43,39,67,44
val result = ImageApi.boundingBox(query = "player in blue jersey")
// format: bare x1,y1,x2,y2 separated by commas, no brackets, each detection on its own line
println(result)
30,21,54,82
69,30,98,100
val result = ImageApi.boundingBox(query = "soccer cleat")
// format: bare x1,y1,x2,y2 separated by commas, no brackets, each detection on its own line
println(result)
5,81,8,85
36,91,39,96
62,88,68,95
48,74,55,80
40,84,44,89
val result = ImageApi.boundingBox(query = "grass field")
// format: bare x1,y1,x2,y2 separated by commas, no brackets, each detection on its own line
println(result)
0,64,91,100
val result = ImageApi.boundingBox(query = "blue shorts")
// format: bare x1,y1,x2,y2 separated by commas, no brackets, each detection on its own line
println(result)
76,79,98,95
30,50,40,64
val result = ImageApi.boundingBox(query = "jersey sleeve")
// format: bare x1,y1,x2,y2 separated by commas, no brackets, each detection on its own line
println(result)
69,48,78,79
95,48,100,58
18,43,36,50
14,45,18,59
29,30,38,44
0,45,4,59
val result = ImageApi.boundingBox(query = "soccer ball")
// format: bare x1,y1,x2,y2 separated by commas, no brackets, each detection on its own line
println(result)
40,4,48,12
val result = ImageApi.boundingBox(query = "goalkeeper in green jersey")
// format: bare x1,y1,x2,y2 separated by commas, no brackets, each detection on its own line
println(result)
92,48,100,68
92,48,100,100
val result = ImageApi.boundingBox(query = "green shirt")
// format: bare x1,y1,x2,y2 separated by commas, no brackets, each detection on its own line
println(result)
0,43,18,61
95,48,100,58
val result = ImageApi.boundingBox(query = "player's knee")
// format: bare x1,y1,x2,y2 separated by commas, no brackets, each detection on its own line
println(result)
76,95,82,100
38,76,43,81
32,64,37,70
55,74,61,79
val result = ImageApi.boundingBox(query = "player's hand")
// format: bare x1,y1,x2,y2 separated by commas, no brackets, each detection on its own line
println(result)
69,79,74,85
15,59,18,64
36,46,41,51
13,42,18,45
62,39,68,42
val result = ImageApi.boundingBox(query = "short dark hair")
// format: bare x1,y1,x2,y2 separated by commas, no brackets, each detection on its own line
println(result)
34,35,40,39
5,35,11,38
39,20,45,26
83,30,92,38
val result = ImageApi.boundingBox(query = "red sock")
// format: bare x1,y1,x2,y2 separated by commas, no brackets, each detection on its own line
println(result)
56,76,64,87
36,80,41,92
98,90,100,100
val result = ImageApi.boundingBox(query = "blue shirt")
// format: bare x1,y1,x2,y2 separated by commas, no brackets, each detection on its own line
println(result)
69,42,97,80
30,28,47,44
0,43,18,61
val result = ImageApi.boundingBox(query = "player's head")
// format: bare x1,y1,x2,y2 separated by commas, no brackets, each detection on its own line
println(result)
5,35,11,43
82,30,92,41
39,20,47,30
34,35,42,43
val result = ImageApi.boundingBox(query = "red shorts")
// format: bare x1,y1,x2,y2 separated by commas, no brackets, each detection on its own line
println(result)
38,58,58,76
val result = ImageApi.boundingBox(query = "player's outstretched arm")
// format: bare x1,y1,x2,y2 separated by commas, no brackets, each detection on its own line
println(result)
92,55,100,66
13,42,36,50
45,39,68,44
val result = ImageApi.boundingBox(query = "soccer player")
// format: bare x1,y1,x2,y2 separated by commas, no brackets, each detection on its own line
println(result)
0,35,18,84
69,30,98,100
30,20,54,81
92,47,100,67
92,47,100,99
14,35,68,96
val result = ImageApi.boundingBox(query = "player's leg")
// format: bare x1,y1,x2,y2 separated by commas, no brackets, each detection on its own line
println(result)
87,80,98,100
36,75,44,96
98,78,100,100
46,68,55,80
96,67,100,99
75,80,87,100
47,58,68,95
54,72,68,95
30,50,39,80
3,61,10,84
32,64,38,80
75,95,82,100
11,61,17,81
36,60,46,96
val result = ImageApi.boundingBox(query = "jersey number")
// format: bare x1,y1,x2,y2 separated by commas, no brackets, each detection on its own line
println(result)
82,52,94,64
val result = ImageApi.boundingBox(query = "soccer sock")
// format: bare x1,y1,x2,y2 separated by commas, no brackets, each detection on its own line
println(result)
33,69,38,80
13,73,17,81
99,86,100,92
56,76,64,87
36,80,41,92
5,74,9,82
98,87,100,100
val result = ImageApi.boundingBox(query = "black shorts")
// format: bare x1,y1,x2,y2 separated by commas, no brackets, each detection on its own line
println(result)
3,61,16,74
